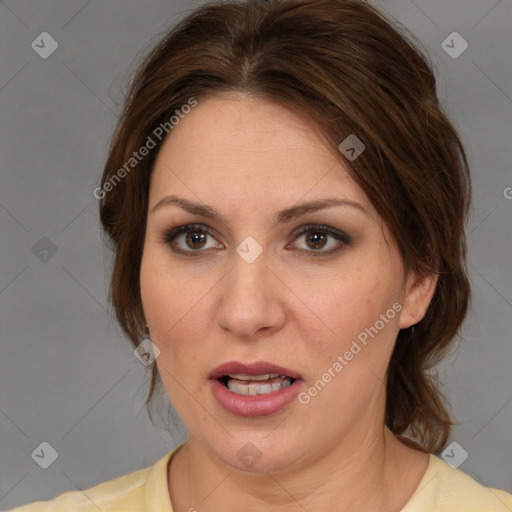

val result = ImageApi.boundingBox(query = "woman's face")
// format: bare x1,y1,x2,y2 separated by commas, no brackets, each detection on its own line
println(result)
140,93,434,472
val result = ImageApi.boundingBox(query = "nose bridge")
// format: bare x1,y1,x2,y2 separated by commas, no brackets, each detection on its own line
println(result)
217,246,284,337
226,249,271,310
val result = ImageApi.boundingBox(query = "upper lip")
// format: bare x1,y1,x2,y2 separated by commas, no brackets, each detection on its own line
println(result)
209,361,302,380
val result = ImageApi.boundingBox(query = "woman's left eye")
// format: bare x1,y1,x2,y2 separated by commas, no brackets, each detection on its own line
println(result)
287,225,351,256
161,224,350,257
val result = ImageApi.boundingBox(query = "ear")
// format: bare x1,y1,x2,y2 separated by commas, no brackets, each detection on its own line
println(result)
399,270,438,329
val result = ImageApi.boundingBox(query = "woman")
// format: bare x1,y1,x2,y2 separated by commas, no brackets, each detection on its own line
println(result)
11,0,512,510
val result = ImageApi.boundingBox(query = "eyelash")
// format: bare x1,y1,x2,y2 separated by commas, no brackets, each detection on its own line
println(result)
160,223,351,258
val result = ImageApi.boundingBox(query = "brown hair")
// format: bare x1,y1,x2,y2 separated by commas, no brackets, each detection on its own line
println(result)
98,0,471,454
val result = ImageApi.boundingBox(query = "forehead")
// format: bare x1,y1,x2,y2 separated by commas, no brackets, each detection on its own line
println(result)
149,93,371,213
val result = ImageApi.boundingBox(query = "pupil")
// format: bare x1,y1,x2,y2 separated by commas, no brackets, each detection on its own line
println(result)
307,232,326,249
186,231,206,249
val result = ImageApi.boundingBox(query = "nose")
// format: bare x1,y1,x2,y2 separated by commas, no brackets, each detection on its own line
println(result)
216,251,286,339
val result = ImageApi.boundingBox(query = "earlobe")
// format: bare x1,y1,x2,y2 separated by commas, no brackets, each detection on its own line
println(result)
399,271,438,329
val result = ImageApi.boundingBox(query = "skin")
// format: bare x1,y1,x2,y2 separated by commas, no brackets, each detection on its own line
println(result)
140,92,438,511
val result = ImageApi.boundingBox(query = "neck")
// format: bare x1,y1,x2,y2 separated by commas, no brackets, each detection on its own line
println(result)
168,427,429,512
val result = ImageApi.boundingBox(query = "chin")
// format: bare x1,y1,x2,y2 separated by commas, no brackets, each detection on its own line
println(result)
207,434,306,475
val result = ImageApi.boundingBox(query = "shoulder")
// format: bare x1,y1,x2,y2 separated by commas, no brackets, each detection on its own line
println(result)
402,454,512,512
7,448,177,512
7,466,151,512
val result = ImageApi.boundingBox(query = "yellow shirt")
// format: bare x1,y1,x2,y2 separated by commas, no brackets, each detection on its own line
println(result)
8,443,512,511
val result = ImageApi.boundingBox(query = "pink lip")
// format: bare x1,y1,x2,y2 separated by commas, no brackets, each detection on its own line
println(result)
209,360,302,380
209,360,303,417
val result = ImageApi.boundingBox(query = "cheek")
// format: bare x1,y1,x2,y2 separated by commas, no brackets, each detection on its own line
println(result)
139,249,215,367
141,246,188,321
316,270,391,326
298,274,402,420
305,267,402,371
140,256,208,408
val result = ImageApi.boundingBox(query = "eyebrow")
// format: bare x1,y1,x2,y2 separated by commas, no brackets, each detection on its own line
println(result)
150,194,368,224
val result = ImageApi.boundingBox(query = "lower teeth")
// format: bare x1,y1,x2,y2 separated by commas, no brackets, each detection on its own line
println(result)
225,377,292,396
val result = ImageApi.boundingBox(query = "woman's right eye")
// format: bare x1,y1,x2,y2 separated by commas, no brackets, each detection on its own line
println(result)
161,224,224,256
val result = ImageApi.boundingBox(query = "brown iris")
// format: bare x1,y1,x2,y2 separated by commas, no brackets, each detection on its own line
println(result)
305,231,327,250
186,230,207,249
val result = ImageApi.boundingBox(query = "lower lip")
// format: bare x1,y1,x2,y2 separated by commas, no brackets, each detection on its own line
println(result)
210,378,303,417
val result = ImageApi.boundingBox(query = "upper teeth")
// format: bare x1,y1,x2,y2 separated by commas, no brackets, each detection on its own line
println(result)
226,375,293,395
227,373,284,381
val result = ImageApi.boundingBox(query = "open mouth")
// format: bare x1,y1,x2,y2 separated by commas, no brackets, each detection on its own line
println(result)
209,362,303,416
219,374,296,396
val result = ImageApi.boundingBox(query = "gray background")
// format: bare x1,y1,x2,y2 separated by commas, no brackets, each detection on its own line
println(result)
1,0,511,509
